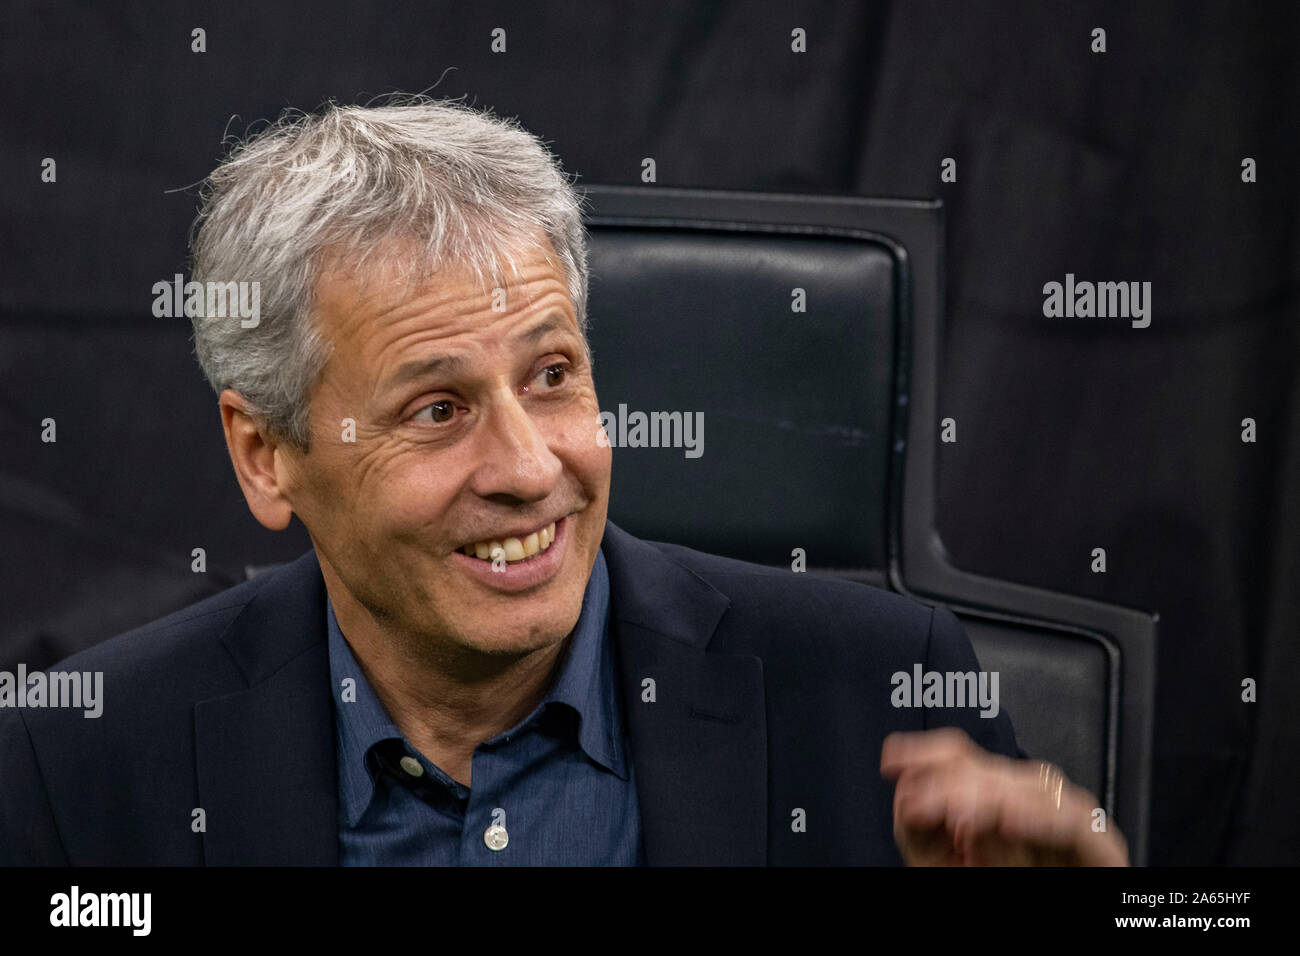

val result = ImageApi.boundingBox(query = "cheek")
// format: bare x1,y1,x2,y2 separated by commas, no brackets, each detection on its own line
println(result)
367,456,463,537
590,436,613,486
285,449,351,532
307,436,443,543
555,407,612,487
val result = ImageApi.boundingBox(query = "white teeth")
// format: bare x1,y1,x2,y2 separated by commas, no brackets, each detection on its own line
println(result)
463,521,558,564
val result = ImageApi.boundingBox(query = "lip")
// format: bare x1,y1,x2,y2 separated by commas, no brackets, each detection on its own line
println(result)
457,515,564,551
449,514,571,593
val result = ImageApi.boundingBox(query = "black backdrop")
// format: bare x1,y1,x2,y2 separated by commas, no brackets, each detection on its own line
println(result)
2,0,1296,866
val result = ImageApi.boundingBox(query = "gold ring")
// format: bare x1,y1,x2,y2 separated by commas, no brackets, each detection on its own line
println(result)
1038,762,1064,811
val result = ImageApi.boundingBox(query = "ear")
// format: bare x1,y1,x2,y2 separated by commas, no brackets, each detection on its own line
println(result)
219,389,297,531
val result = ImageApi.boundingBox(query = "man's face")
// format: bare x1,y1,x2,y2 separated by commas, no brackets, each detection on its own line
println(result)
281,238,611,661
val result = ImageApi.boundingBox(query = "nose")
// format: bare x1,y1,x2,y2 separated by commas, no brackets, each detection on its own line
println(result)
469,388,562,503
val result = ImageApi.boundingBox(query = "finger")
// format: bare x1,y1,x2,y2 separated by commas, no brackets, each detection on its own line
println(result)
896,754,1130,866
992,768,1124,864
892,769,965,865
904,760,1024,864
944,767,1011,857
880,727,976,778
893,819,957,866
893,761,1014,867
897,760,1093,866
892,760,1002,848
892,764,958,832
966,826,1038,866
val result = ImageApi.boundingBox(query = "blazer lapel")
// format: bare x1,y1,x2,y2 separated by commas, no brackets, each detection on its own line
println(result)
194,550,339,865
601,522,769,865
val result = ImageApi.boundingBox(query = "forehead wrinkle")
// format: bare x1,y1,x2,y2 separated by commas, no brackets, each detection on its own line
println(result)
371,275,575,362
319,255,577,408
321,235,571,343
363,262,571,345
380,308,575,394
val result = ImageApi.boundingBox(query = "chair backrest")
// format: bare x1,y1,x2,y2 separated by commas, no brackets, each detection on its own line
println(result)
578,184,1157,865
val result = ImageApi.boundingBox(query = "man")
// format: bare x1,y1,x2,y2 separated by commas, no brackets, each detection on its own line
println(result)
0,97,1126,866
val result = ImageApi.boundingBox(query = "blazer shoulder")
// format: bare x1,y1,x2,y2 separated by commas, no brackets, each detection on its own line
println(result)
641,538,1024,760
644,539,937,657
33,571,269,699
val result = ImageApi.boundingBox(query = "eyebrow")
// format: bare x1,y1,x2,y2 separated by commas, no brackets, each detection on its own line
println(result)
380,311,576,394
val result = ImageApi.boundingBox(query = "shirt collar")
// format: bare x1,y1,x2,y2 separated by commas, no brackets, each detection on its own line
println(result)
327,547,624,828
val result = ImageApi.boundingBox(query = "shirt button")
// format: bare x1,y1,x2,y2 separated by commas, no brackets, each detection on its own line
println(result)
484,824,509,851
398,756,424,778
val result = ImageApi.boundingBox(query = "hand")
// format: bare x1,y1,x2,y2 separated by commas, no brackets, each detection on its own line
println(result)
880,727,1128,866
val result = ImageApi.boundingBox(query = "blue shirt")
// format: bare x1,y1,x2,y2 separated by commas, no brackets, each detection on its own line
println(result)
327,548,644,865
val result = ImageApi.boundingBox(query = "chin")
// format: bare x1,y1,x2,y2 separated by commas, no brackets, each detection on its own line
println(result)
458,603,582,656
457,625,567,659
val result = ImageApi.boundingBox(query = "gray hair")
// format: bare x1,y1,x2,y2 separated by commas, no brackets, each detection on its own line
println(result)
188,94,590,453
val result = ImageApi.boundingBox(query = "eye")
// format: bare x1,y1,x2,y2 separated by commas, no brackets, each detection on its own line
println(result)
414,400,456,424
533,363,568,389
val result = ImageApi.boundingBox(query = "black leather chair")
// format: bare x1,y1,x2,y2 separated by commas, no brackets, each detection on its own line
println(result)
577,183,1157,865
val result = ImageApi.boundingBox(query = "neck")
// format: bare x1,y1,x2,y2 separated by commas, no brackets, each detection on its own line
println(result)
323,575,567,788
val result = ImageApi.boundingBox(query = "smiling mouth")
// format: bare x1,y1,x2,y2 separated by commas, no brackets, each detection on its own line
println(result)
459,520,558,565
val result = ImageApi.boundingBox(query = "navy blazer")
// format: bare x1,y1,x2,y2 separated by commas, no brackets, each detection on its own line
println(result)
0,520,1023,865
